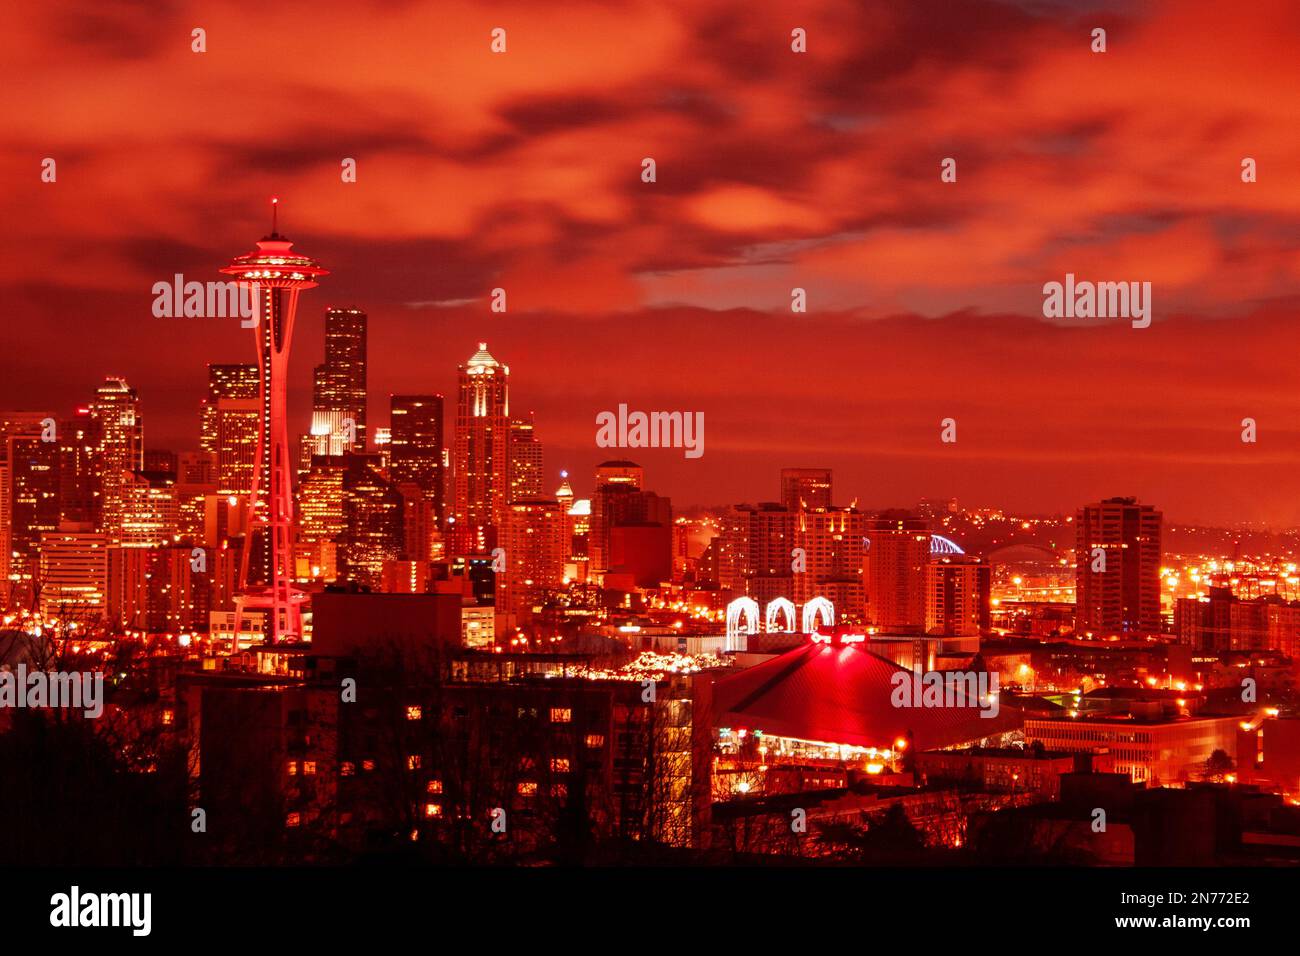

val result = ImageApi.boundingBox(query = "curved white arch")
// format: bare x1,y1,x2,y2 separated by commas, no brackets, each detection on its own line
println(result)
725,597,761,651
801,596,835,634
930,534,966,556
765,597,797,633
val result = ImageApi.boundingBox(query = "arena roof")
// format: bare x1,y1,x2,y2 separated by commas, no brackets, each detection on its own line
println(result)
713,641,1023,750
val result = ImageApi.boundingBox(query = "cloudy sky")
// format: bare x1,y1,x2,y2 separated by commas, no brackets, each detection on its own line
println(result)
2,0,1298,524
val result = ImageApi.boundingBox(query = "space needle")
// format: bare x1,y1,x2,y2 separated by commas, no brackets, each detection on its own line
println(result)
220,199,328,643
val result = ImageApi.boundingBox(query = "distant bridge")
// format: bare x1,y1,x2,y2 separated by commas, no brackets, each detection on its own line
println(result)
986,541,1064,563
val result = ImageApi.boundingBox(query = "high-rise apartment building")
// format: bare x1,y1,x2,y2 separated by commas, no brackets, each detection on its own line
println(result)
1074,496,1163,634
864,514,931,633
108,543,211,634
792,505,866,616
716,503,794,602
497,496,567,634
925,555,991,636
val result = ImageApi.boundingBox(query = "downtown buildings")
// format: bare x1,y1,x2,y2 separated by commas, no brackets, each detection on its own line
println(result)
711,469,865,618
709,472,989,638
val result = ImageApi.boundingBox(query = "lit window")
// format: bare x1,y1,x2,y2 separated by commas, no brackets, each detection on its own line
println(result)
340,762,355,776
286,760,299,775
286,812,301,828
585,734,605,748
426,779,443,794
517,781,538,795
550,707,571,723
303,761,317,775
161,709,174,726
362,759,375,772
551,758,570,773
424,802,442,818
406,705,422,720
407,755,422,770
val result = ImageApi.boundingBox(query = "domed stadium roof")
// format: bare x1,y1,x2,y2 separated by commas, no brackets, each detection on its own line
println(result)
713,641,1022,750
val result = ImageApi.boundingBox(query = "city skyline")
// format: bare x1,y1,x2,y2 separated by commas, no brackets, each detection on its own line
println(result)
7,323,1297,530
6,0,1300,914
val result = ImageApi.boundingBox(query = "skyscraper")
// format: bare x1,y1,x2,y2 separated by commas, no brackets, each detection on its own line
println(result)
220,203,328,642
390,394,445,526
508,413,544,502
4,421,61,604
341,455,405,590
90,376,143,542
58,406,100,527
1075,496,1163,634
312,307,367,452
453,343,510,554
1,413,59,605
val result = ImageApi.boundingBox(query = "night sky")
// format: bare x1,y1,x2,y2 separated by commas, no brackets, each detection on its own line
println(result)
3,0,1298,524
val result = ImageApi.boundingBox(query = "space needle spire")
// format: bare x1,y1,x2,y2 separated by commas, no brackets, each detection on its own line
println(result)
220,199,328,644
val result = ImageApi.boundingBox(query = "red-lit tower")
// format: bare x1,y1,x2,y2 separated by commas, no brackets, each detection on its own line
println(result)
220,200,328,643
